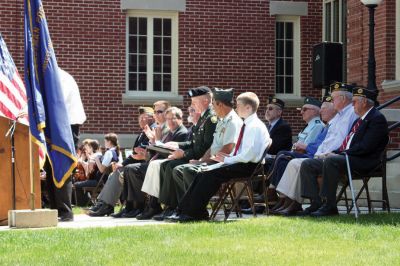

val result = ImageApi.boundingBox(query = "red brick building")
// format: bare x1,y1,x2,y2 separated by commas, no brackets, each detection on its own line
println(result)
1,0,399,148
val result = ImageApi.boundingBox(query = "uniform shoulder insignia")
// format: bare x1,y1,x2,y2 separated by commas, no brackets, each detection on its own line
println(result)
315,120,320,124
210,116,218,123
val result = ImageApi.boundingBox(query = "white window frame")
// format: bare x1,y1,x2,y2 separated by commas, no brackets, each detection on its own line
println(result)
122,10,182,105
275,16,301,99
322,0,344,43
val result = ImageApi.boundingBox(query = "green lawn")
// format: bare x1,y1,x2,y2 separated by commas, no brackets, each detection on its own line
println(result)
1,213,399,265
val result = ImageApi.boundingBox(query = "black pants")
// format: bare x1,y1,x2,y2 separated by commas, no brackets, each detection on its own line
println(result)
44,159,73,218
178,162,257,217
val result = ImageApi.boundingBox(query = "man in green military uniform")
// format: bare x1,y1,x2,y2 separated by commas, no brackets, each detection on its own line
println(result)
154,88,243,220
140,86,217,219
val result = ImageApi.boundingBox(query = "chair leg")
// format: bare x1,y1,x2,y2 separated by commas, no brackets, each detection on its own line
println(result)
382,172,390,212
362,178,372,213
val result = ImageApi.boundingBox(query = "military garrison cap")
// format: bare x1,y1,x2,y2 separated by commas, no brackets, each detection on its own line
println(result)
352,87,377,101
138,106,154,115
329,82,355,93
212,88,234,104
304,97,321,108
188,86,211,97
267,97,285,109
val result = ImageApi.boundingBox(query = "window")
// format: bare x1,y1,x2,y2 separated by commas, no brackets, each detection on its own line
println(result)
323,0,344,43
124,11,181,104
275,16,300,98
396,0,400,79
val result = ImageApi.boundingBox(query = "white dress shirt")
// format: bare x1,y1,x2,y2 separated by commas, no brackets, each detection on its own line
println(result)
224,113,271,164
315,103,358,156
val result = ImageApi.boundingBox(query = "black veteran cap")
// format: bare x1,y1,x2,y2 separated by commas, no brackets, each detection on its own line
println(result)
138,106,154,115
352,86,378,101
187,86,211,97
329,82,355,93
322,95,333,103
212,88,234,104
267,97,285,109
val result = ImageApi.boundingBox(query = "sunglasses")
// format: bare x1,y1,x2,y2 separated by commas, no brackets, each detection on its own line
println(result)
188,108,196,113
155,110,164,114
301,107,312,112
266,106,277,111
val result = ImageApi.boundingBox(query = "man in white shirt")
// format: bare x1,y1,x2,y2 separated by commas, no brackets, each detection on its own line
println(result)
169,92,271,222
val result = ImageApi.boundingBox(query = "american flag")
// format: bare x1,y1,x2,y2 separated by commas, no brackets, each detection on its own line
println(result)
0,34,28,125
1,33,45,164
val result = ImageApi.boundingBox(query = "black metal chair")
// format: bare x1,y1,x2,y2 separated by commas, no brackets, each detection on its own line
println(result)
209,146,270,221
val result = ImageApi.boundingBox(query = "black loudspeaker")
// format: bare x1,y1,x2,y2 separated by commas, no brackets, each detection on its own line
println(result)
312,42,343,88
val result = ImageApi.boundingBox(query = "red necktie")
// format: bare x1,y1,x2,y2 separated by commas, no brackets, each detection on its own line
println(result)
233,124,246,156
339,119,362,151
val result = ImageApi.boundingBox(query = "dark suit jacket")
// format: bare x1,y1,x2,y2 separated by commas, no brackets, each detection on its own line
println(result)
169,124,189,142
268,118,292,155
335,107,388,173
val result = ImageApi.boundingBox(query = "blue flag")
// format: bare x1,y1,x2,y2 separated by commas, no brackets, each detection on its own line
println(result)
24,0,77,188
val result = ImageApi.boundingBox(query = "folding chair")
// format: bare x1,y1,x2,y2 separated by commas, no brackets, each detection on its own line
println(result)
336,148,390,217
209,146,270,221
82,166,113,206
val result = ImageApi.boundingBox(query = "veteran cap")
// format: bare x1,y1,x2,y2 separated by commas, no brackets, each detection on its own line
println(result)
322,95,333,103
187,86,211,97
329,82,355,93
296,97,321,110
267,97,285,109
212,88,234,104
138,106,154,115
352,87,378,101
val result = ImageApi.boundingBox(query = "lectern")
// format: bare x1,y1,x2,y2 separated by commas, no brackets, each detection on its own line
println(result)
0,116,41,225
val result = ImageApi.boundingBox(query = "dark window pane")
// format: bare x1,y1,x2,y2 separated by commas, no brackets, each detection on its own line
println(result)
285,77,293,94
276,58,284,75
285,40,293,57
154,37,162,54
276,40,284,57
139,18,147,35
154,55,162,73
139,74,147,91
139,36,147,53
285,23,293,40
163,74,171,92
129,18,137,35
276,22,284,39
163,56,171,73
163,37,171,54
325,3,331,41
154,18,162,36
276,76,284,94
129,73,137,91
163,19,171,36
285,58,293,75
129,36,137,53
139,55,146,72
153,74,162,91
129,54,137,72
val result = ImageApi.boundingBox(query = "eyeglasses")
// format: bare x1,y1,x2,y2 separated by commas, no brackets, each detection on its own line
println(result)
155,110,164,114
301,107,312,112
188,108,196,113
266,107,276,111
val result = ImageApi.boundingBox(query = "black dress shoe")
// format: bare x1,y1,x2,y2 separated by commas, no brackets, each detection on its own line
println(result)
153,208,175,221
111,207,128,218
296,203,321,216
88,204,114,217
241,205,265,215
136,207,162,220
122,208,142,218
310,203,339,217
279,201,303,216
58,215,74,222
168,213,209,223
88,201,103,212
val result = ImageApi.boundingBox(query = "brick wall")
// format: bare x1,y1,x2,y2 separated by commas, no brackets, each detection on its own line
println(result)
1,0,324,138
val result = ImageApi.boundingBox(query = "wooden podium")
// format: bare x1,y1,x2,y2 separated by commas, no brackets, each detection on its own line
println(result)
0,116,41,225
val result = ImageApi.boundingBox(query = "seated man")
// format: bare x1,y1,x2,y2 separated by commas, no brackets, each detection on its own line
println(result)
310,87,388,217
169,92,271,222
273,96,336,215
266,97,324,204
86,106,156,216
151,88,243,221
120,107,188,218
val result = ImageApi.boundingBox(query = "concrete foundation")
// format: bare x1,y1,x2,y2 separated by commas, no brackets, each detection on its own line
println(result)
8,209,58,229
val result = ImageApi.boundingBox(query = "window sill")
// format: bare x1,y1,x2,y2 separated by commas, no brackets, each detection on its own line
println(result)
382,80,400,92
122,91,184,105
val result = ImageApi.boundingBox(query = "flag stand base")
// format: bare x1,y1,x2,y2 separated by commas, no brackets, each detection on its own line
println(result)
8,209,58,228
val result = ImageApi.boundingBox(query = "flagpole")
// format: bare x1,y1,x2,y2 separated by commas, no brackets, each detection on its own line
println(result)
29,133,35,210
